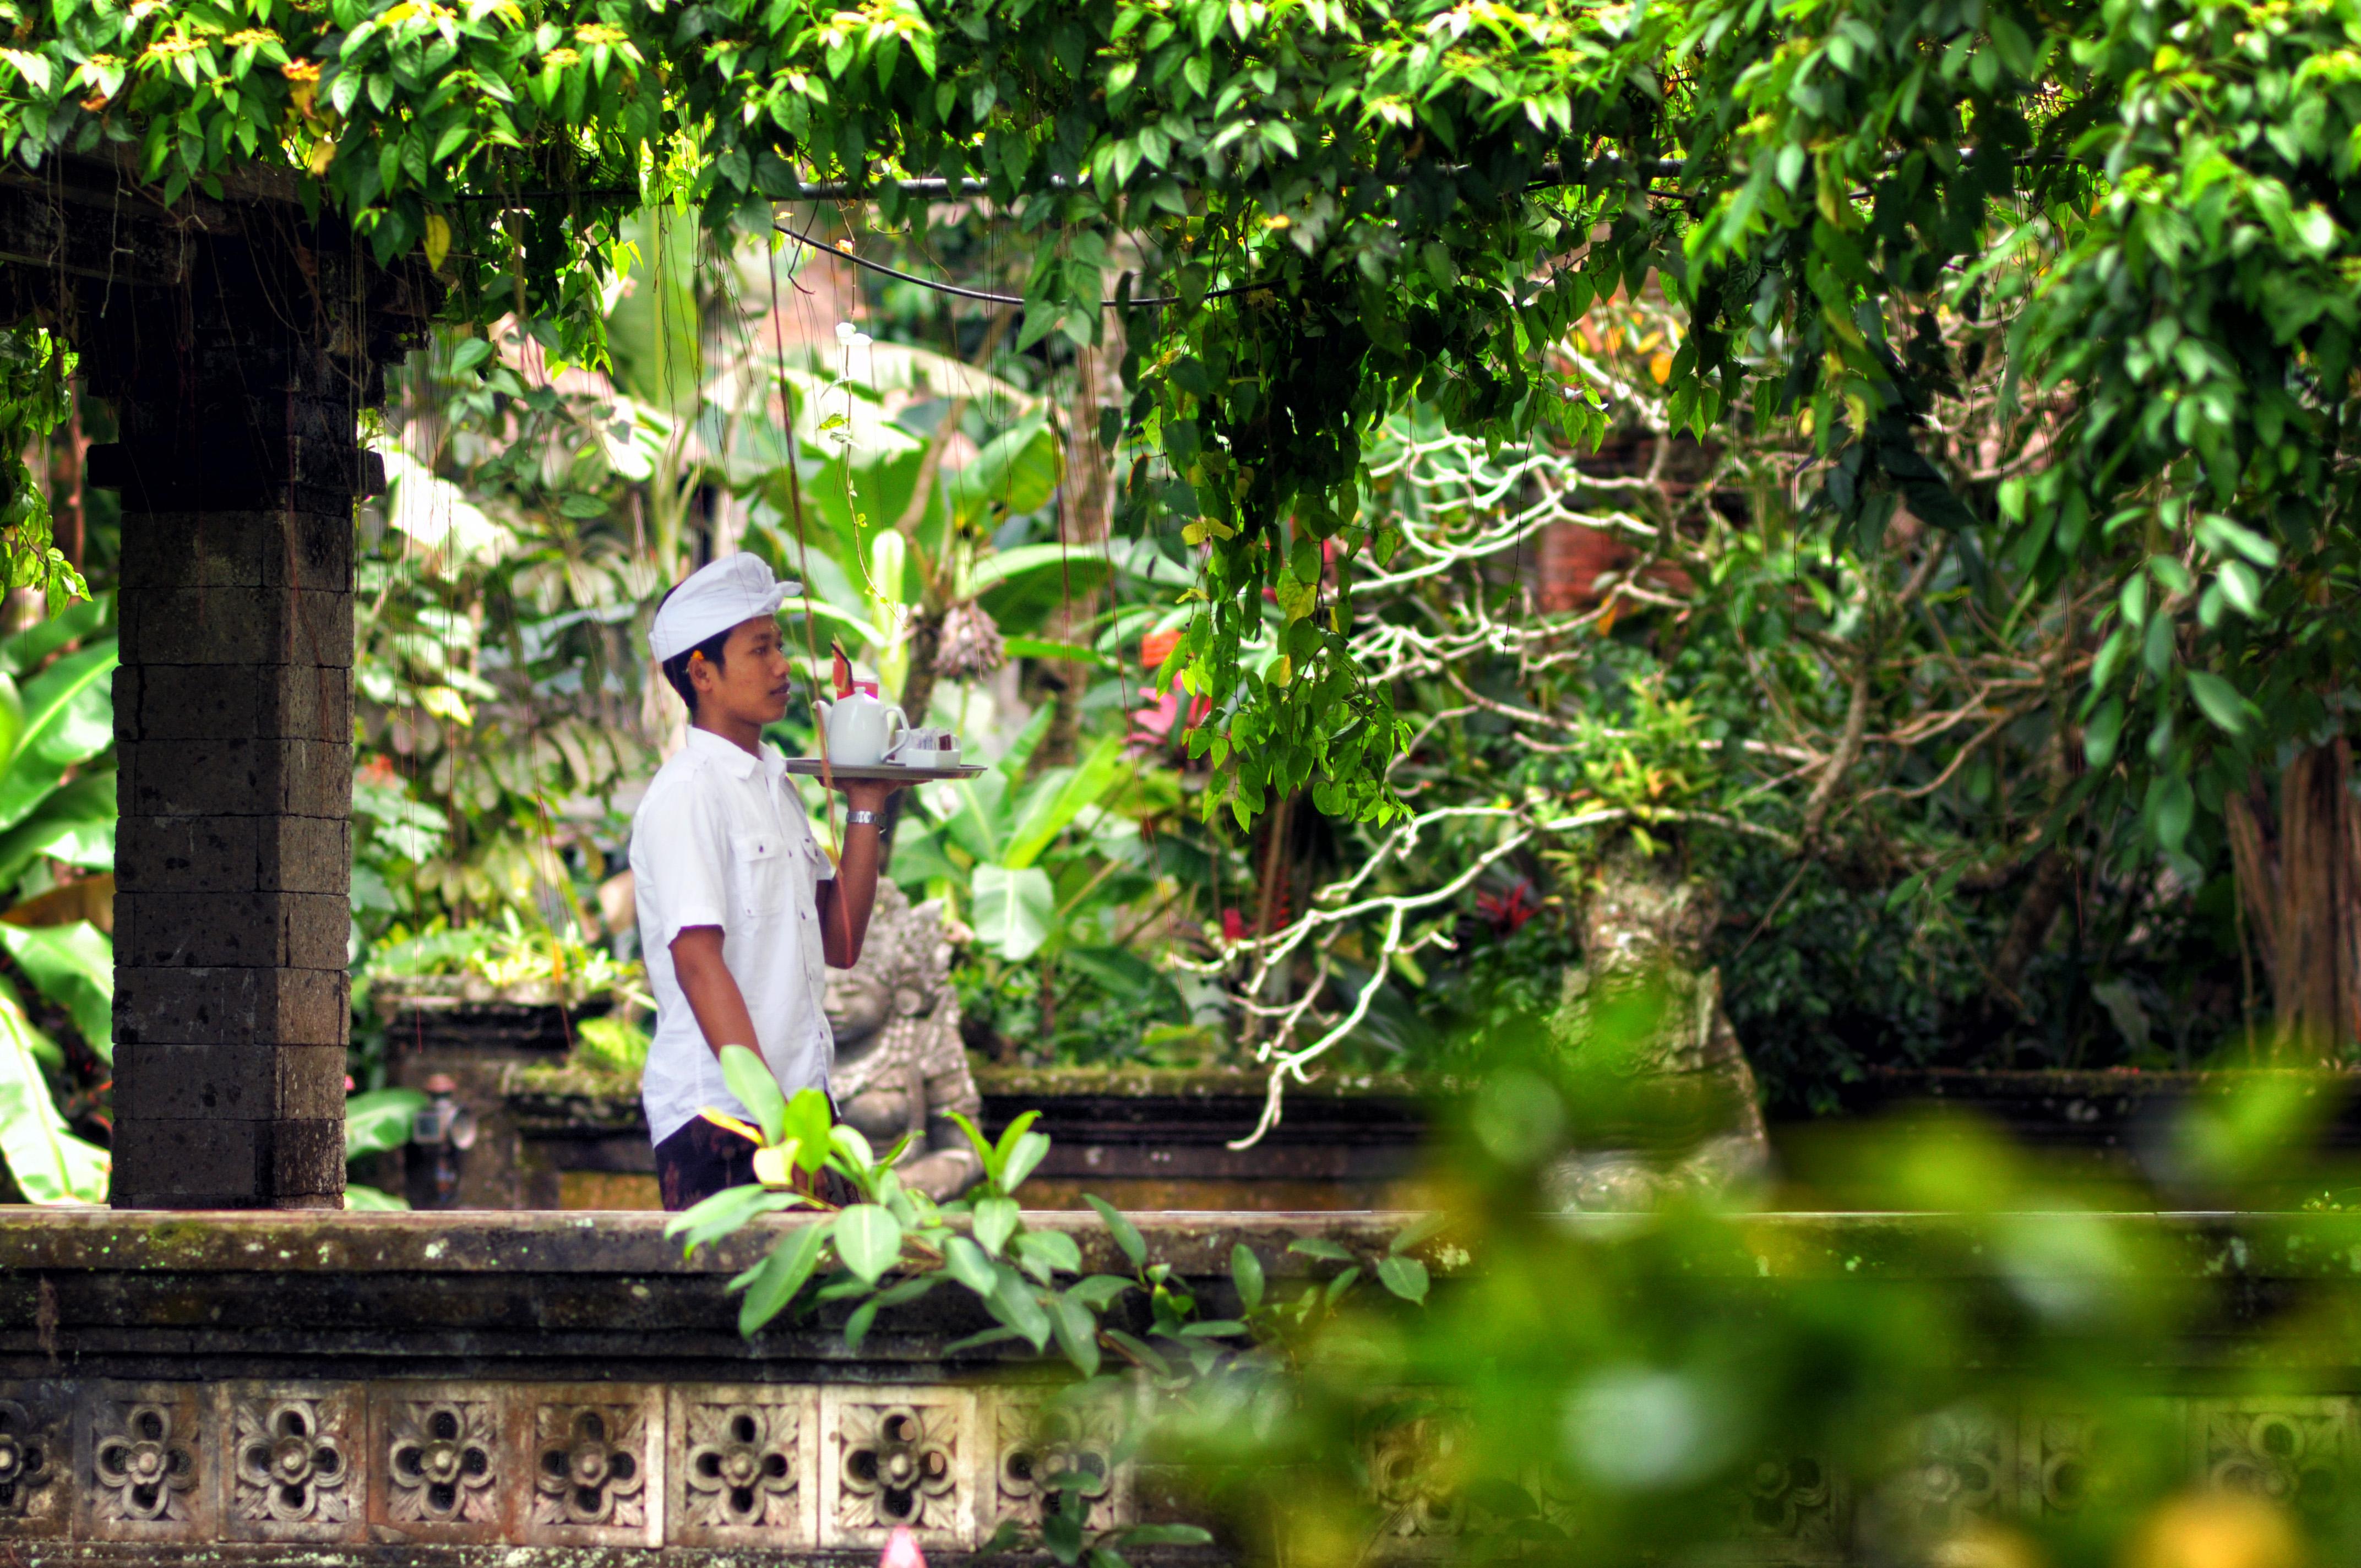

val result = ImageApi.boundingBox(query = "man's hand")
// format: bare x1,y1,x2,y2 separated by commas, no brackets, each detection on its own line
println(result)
818,778,898,966
671,925,759,1061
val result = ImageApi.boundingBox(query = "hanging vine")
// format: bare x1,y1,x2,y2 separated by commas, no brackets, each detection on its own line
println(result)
0,0,2354,858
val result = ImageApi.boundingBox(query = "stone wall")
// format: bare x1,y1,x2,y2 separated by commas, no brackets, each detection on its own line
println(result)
5,1210,2361,1562
0,154,431,1210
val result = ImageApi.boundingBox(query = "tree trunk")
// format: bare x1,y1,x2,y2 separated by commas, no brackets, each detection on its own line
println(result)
2227,740,2361,1060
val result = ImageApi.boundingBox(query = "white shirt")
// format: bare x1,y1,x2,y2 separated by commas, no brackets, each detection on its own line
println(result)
629,728,835,1145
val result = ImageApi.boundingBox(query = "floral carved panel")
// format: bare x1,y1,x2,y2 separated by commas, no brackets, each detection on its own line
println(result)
666,1386,818,1548
991,1390,1133,1538
1728,1448,1846,1565
224,1384,365,1542
2194,1398,2356,1520
368,1385,507,1543
79,1384,210,1541
0,1384,68,1538
518,1386,662,1548
820,1387,976,1549
2021,1402,2183,1520
1859,1403,2012,1559
1366,1411,1470,1552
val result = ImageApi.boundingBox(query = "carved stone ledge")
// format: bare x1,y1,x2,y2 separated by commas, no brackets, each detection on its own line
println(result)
0,1383,68,1538
821,1388,976,1549
80,1384,210,1542
369,1384,505,1544
667,1385,818,1548
991,1389,1133,1537
520,1386,662,1548
224,1382,364,1543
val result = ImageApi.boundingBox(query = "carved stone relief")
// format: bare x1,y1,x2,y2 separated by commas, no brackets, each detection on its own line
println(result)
667,1386,818,1548
371,1386,504,1542
2196,1398,2355,1518
1732,1449,1843,1562
225,1385,363,1542
81,1385,209,1540
521,1389,660,1547
2021,1402,2182,1520
1367,1412,1468,1548
821,1388,975,1548
1859,1404,2010,1559
0,1386,66,1537
992,1392,1130,1536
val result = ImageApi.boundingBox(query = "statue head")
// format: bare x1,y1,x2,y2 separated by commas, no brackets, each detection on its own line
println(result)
824,881,949,1053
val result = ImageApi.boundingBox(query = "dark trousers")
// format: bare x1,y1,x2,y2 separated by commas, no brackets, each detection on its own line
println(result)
653,1116,861,1212
654,1117,757,1211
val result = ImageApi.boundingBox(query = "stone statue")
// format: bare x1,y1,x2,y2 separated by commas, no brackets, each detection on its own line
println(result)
826,881,984,1200
1541,847,1772,1211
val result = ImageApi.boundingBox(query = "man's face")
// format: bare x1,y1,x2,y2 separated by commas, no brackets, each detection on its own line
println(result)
691,616,794,728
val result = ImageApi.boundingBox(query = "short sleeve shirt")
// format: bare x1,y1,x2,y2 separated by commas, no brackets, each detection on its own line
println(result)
629,728,835,1145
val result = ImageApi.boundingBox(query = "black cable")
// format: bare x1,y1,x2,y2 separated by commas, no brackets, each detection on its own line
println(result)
772,219,1269,309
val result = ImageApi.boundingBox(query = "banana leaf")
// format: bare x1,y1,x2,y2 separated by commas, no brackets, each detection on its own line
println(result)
0,977,106,1204
0,769,114,895
0,920,111,1063
0,639,115,834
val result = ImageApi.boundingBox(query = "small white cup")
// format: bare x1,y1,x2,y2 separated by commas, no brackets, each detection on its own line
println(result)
886,728,959,769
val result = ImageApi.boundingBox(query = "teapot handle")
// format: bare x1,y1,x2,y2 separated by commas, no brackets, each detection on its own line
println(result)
882,705,909,748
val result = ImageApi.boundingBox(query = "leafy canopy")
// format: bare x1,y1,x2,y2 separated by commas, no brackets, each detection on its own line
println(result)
3,0,2359,841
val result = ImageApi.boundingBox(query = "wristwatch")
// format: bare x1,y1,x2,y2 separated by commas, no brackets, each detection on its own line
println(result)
847,809,880,827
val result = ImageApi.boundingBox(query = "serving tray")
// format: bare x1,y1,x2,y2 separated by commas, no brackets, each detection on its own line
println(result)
783,759,987,782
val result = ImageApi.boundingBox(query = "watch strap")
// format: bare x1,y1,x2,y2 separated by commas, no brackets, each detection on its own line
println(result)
847,808,880,826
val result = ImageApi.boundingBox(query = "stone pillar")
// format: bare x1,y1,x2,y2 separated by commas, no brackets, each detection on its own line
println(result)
67,206,415,1208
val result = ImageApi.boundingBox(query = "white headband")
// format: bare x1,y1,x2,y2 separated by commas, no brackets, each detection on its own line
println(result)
649,553,799,664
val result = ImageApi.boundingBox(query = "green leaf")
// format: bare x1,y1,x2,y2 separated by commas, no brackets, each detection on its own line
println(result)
1067,1273,1134,1308
1002,1130,1052,1193
2186,671,2247,735
0,640,115,834
972,863,1055,960
0,769,115,894
343,1183,410,1211
993,1266,1053,1349
1389,1215,1446,1255
784,1087,834,1172
0,595,108,680
0,921,112,1061
1288,1237,1354,1262
737,1219,833,1335
946,1108,1005,1185
0,980,106,1204
1016,1227,1083,1280
1087,1195,1147,1269
1003,734,1127,869
1231,1242,1265,1311
1177,1319,1246,1337
975,1195,1021,1256
944,1234,998,1294
1110,1525,1216,1547
670,1183,807,1255
1051,1291,1102,1376
1377,1255,1430,1304
720,1043,787,1146
835,1203,905,1284
344,1086,426,1160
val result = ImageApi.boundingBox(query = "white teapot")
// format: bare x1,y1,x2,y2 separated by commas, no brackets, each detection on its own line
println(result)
814,684,907,767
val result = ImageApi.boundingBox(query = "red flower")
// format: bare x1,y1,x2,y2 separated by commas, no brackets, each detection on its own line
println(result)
1222,907,1248,942
1475,879,1538,936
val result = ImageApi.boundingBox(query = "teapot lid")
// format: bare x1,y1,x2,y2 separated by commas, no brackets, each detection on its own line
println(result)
854,681,879,697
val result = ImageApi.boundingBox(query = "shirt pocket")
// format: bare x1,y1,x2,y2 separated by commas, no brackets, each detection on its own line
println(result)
729,830,788,922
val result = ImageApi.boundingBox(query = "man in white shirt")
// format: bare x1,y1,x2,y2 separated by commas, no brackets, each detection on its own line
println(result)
629,553,897,1210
